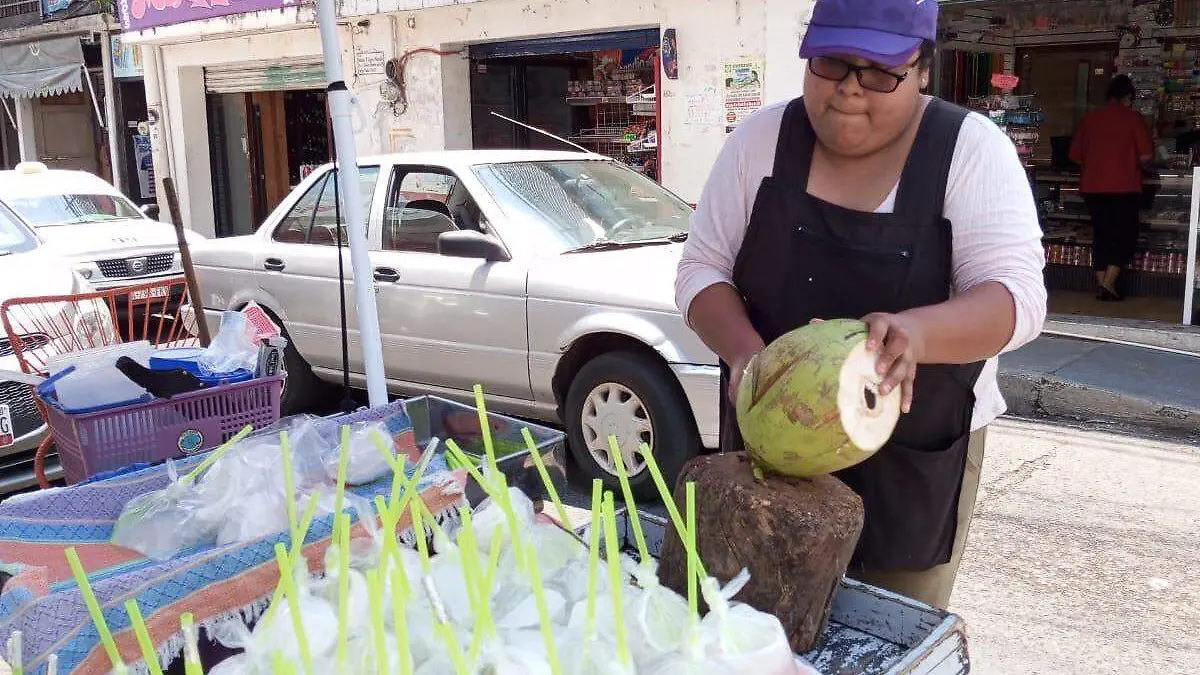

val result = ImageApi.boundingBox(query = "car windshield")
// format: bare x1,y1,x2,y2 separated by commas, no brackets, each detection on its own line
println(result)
3,193,144,227
472,159,692,253
0,205,36,255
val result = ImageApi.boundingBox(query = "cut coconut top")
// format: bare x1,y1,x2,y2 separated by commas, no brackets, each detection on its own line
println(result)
837,340,902,453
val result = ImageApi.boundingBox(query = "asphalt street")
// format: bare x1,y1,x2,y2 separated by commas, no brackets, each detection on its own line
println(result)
949,418,1200,675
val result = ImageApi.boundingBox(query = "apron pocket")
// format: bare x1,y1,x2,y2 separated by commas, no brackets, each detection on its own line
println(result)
847,431,972,571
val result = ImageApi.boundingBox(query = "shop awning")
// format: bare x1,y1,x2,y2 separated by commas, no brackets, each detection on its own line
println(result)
0,37,84,100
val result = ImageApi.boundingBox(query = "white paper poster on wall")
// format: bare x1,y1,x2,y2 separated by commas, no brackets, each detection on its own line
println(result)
724,55,765,133
355,48,387,76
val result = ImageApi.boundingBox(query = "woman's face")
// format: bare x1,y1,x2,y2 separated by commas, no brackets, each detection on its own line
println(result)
803,51,928,158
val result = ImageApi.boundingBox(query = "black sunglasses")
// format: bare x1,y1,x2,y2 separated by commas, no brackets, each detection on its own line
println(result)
808,56,917,94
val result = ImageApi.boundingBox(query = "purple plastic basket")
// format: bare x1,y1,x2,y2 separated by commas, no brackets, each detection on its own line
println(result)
42,374,284,484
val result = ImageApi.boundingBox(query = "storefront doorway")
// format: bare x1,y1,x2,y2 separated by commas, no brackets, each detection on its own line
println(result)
204,59,331,238
468,29,662,183
937,0,1200,326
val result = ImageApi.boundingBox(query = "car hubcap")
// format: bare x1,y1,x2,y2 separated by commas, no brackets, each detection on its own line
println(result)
581,382,653,477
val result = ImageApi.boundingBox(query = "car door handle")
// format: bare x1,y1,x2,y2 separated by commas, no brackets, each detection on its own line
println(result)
263,258,286,272
373,267,400,283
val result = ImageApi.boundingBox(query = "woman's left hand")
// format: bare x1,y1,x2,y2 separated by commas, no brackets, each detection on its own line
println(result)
860,312,927,414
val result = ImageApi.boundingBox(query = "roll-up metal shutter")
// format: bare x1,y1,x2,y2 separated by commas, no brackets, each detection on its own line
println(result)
204,58,327,93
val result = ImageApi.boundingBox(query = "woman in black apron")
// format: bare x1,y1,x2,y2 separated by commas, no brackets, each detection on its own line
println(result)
676,0,1047,608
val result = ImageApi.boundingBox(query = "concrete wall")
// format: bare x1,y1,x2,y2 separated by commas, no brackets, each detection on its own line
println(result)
345,0,815,202
131,0,815,235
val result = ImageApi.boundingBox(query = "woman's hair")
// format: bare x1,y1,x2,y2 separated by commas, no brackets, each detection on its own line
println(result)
917,40,936,70
1107,74,1135,101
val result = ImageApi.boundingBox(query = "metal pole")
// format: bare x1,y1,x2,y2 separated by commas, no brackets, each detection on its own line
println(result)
315,0,388,407
100,33,125,193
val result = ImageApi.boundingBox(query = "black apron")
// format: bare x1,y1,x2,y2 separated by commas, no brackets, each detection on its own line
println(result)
719,97,987,572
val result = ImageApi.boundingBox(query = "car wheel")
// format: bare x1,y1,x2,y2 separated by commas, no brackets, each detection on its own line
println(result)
564,351,700,501
278,326,331,415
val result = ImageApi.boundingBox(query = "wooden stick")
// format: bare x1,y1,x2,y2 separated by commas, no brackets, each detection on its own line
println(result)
162,176,211,347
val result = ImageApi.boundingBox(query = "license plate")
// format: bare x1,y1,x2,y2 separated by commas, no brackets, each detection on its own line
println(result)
0,404,13,449
130,285,171,302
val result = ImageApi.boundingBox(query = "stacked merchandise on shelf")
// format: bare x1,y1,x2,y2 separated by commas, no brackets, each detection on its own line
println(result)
967,93,1042,166
566,50,660,181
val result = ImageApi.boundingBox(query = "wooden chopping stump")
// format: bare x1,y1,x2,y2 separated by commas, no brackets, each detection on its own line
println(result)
657,452,864,654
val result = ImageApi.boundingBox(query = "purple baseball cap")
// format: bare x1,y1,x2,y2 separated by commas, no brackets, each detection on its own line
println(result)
800,0,938,68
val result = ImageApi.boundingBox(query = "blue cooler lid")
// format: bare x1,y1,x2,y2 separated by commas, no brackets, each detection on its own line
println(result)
150,347,206,374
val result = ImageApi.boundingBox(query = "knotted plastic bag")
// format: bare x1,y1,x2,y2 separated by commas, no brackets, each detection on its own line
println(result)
697,570,802,675
111,460,213,560
622,558,692,667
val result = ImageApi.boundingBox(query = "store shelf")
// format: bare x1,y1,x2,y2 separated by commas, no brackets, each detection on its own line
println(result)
1043,212,1191,230
566,97,631,106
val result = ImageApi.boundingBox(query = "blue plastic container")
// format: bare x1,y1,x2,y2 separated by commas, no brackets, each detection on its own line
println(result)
149,347,254,386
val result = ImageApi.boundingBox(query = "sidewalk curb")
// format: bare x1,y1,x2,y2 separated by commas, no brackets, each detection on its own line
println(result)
999,369,1200,439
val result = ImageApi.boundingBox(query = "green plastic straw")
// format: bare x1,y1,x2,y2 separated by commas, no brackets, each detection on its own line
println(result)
180,424,254,486
64,547,125,673
273,543,313,675
584,479,603,643
639,442,707,579
180,613,202,675
389,556,413,675
411,498,432,572
523,539,563,675
444,439,490,492
472,384,499,475
365,568,389,674
374,495,396,575
280,431,299,551
335,513,351,671
521,427,572,529
332,425,351,527
123,599,164,675
686,482,698,620
462,511,493,664
481,523,504,597
291,493,320,564
608,435,650,564
262,493,321,633
494,473,527,572
388,440,437,524
423,575,470,675
456,509,481,616
601,492,630,667
271,651,295,675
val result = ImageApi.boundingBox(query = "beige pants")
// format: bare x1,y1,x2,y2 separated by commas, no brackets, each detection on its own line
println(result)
848,427,987,609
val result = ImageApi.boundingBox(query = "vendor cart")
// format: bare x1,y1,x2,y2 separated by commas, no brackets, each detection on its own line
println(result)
0,393,970,675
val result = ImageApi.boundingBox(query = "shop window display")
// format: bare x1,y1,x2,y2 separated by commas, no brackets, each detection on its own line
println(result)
938,0,1200,324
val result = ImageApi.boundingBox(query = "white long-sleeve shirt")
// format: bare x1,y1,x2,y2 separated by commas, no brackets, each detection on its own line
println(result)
676,99,1048,431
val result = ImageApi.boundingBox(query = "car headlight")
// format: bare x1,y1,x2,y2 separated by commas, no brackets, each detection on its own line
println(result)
73,263,100,281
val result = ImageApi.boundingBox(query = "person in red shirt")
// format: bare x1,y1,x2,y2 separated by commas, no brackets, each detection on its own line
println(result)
1069,74,1153,301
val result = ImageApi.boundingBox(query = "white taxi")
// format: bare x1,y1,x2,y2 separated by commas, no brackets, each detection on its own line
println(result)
0,162,205,290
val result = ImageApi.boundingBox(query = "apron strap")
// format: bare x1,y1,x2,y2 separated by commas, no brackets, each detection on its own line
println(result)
771,97,816,186
893,98,969,220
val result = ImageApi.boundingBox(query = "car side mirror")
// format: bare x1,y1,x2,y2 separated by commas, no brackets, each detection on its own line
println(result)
140,204,160,220
437,230,509,262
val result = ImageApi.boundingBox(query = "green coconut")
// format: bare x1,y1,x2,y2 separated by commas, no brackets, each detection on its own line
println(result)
735,319,901,478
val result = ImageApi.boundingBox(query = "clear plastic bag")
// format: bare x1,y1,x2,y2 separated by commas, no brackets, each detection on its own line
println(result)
325,420,401,487
697,571,802,675
110,460,214,560
198,310,260,375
